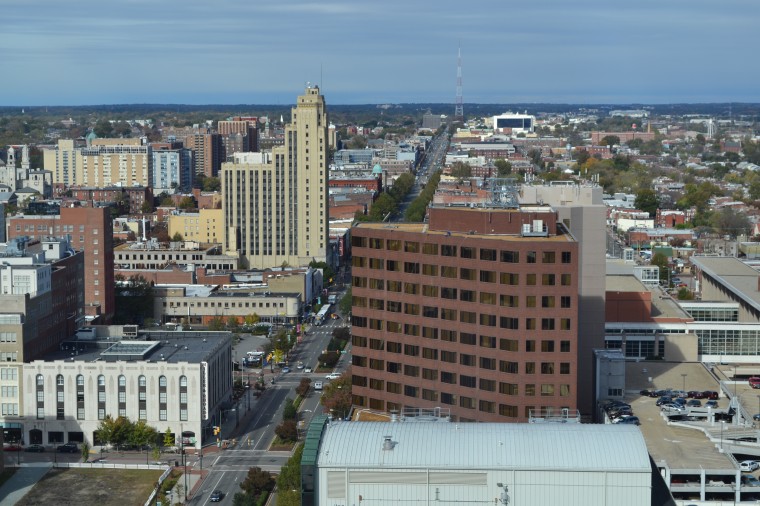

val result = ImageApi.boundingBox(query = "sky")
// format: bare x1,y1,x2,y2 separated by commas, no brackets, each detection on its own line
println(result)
2,0,759,106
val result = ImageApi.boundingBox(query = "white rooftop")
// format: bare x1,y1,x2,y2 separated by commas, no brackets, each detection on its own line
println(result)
317,422,650,472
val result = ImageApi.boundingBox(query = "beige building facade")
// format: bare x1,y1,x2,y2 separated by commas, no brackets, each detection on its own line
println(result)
222,86,329,269
44,138,152,187
168,209,225,244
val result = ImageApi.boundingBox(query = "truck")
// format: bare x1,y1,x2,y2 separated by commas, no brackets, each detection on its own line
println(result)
327,294,337,305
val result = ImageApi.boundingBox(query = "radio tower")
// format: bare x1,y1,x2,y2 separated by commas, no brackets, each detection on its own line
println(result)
454,44,464,120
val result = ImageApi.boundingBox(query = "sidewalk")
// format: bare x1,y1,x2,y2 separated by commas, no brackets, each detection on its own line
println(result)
0,463,52,505
167,469,205,505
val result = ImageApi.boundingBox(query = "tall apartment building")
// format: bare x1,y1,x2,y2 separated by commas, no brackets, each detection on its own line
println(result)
152,144,193,191
185,129,222,178
350,203,580,423
218,117,259,154
43,138,152,187
222,86,329,269
7,207,115,324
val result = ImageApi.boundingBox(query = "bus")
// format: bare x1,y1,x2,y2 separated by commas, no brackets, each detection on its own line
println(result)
314,305,331,326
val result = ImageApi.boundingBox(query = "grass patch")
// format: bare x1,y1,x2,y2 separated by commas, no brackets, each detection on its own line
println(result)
0,467,18,488
16,468,163,506
269,436,296,451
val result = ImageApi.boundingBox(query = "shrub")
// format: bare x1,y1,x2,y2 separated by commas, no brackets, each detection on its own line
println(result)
275,420,298,442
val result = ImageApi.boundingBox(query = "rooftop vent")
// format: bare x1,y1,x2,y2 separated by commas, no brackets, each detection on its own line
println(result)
382,436,395,451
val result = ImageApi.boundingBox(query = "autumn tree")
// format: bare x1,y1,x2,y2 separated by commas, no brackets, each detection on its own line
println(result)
240,467,275,498
321,372,352,420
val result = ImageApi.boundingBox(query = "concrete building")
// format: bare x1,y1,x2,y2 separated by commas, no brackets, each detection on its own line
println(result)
222,86,329,269
153,285,301,327
185,130,222,178
491,113,536,134
167,209,225,244
302,420,654,506
43,138,152,187
114,240,237,271
218,117,259,155
7,206,115,324
151,145,193,192
350,197,579,422
16,330,232,449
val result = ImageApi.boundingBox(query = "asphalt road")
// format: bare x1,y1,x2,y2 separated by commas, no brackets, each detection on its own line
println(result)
190,289,351,503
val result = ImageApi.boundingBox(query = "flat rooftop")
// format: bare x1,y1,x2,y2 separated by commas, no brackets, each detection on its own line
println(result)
40,331,231,364
354,222,575,243
692,256,760,312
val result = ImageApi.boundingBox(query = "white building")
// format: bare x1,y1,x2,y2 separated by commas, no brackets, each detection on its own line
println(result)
491,113,536,134
14,330,232,449
305,421,653,506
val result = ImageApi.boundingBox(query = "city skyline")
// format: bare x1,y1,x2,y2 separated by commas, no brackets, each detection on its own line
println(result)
3,0,759,106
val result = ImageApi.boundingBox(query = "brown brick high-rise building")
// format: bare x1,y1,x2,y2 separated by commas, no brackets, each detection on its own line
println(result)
7,206,115,324
349,204,579,423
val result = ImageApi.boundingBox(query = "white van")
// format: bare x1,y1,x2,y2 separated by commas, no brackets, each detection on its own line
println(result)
314,381,323,391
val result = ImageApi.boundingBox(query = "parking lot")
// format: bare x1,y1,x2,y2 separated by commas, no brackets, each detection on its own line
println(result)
624,361,735,470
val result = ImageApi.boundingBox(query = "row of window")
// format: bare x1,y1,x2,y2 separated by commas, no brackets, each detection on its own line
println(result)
352,237,573,265
358,378,572,398
353,314,572,331
353,354,572,375
165,300,285,309
356,292,572,309
354,335,571,353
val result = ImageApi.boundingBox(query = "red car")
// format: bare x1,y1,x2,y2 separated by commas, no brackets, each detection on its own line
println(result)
703,390,719,400
4,444,23,451
750,377,760,389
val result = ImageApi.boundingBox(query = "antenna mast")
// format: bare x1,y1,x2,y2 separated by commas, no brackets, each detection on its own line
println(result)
455,44,463,119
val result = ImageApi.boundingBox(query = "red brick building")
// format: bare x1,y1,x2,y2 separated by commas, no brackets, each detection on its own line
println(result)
349,204,579,422
7,206,115,323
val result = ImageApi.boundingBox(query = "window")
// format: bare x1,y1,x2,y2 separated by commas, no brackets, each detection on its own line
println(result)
500,338,518,351
441,308,457,321
526,296,536,308
561,273,572,286
460,268,476,280
499,404,518,417
387,240,401,251
422,285,438,297
541,362,555,374
560,384,571,397
480,379,496,392
404,241,419,253
480,292,496,304
542,318,555,330
459,397,475,409
404,303,419,315
541,340,555,352
526,340,536,352
500,317,518,329
460,375,477,388
387,281,402,292
480,248,497,261
459,290,476,302
460,247,476,259
480,357,496,370
561,251,572,263
403,262,419,274
386,260,400,272
422,348,438,360
387,301,401,313
561,296,571,308
527,251,536,263
526,318,536,330
441,371,456,384
404,385,418,398
441,393,456,405
403,344,419,356
500,250,519,263
159,409,167,421
525,384,536,396
369,238,383,249
386,341,402,353
541,384,555,396
441,329,457,342
422,389,438,401
542,251,556,263
441,351,457,363
561,341,571,352
441,266,457,278
560,318,571,330
526,273,536,285
500,383,518,395
403,365,419,377
422,243,438,255
422,264,438,276
460,311,476,324
441,245,457,257
460,332,476,345
541,274,555,286
480,335,496,349
525,362,536,374
441,287,458,299
422,368,438,380
479,270,495,283
368,278,384,290
500,295,518,307
423,306,439,319
460,354,475,366
479,313,496,327
500,272,518,285
560,363,570,374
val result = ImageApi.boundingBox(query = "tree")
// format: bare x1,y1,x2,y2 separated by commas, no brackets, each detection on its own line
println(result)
275,420,298,442
141,200,153,213
276,444,303,506
710,208,751,238
449,161,472,178
130,420,157,450
171,232,184,242
320,372,352,419
240,467,275,497
494,158,512,177
339,288,352,315
227,316,240,331
296,377,311,397
634,189,659,217
208,316,226,331
81,441,91,463
93,119,113,138
179,196,195,210
114,275,154,325
244,313,260,327
163,427,175,449
600,135,621,147
282,399,298,421
650,252,670,286
677,288,694,300
202,176,221,192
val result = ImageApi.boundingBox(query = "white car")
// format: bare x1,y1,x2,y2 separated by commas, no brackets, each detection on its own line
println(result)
325,373,341,380
740,460,759,472
304,367,313,373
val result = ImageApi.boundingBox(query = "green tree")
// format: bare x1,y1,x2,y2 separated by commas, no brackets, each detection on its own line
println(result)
308,260,335,285
600,135,621,146
494,158,512,177
179,196,195,210
130,420,157,450
650,253,670,286
320,372,352,419
163,427,175,449
710,208,751,238
141,200,153,213
171,232,184,242
227,316,240,331
93,119,113,138
208,316,226,331
339,288,352,315
244,313,260,327
202,176,221,192
81,441,91,463
114,275,154,325
677,288,694,300
276,444,303,506
449,161,472,178
634,188,659,217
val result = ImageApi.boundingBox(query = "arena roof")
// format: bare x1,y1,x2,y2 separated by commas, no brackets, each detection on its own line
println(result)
316,422,650,472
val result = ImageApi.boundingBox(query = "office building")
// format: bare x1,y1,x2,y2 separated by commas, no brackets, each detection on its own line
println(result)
185,130,222,178
16,330,231,449
491,113,536,134
218,117,259,154
222,86,329,269
7,206,115,324
349,198,579,423
167,209,225,244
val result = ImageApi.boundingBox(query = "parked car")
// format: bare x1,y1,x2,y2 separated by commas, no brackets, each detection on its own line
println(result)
703,391,719,400
304,367,313,373
687,399,702,407
615,416,641,425
661,403,687,413
674,397,687,406
688,391,707,399
296,361,304,370
705,400,719,408
281,366,290,373
740,460,760,472
742,474,760,486
325,373,341,380
4,444,23,451
57,442,78,453
210,490,225,502
749,377,760,389
656,396,673,406
24,444,45,453
753,413,760,421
